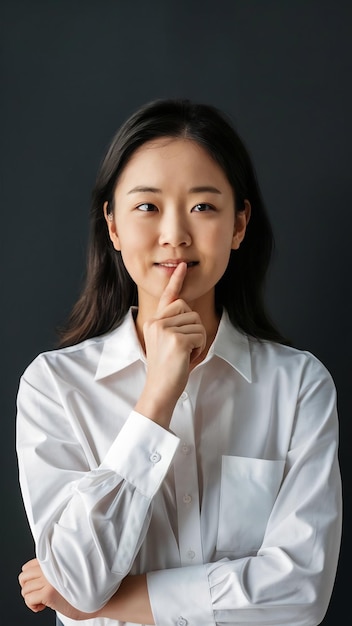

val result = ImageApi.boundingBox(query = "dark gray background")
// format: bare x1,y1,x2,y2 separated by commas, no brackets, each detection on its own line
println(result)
1,1,350,624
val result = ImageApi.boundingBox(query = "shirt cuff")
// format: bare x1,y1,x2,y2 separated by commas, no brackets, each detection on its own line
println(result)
101,410,180,498
147,565,215,626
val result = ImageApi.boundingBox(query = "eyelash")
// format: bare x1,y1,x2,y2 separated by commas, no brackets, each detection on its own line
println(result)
192,203,215,212
135,203,216,213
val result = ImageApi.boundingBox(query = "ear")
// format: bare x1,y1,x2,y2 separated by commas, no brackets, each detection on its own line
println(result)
232,200,251,250
103,202,121,251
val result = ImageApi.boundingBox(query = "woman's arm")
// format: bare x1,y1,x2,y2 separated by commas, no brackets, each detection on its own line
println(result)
17,367,179,613
16,264,205,614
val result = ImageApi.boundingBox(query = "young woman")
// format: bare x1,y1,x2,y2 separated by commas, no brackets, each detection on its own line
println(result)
17,99,342,626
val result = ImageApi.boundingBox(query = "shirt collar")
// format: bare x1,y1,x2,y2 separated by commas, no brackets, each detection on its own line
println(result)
207,309,252,383
95,308,145,380
95,307,252,383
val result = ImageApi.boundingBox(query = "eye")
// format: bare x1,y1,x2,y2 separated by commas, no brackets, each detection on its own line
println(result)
191,203,216,212
136,203,158,212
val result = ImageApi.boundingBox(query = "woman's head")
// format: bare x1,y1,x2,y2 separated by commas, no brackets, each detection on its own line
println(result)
103,135,249,327
60,99,287,346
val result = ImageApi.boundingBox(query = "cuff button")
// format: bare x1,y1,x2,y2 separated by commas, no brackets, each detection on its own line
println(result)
149,452,161,463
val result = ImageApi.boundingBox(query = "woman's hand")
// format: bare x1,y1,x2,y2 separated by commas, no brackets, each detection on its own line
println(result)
19,558,154,624
135,262,206,428
18,558,97,620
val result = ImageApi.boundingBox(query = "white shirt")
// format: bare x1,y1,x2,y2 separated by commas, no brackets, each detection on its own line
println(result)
16,309,342,626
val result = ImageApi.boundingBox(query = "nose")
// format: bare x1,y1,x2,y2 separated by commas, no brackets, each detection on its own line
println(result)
158,210,191,247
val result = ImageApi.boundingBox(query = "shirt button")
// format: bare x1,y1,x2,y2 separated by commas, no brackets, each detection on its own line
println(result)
187,550,195,559
181,444,190,455
149,452,161,463
183,494,192,504
177,618,188,626
180,391,188,401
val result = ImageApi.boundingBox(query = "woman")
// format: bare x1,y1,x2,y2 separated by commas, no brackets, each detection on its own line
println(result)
17,99,342,626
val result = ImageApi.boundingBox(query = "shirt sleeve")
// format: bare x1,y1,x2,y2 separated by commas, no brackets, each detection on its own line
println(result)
147,355,342,626
16,355,180,612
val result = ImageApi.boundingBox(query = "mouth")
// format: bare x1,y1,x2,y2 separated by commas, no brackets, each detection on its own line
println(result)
155,260,199,268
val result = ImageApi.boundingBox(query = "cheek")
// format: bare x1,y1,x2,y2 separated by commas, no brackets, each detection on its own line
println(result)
209,223,235,253
114,227,135,255
117,229,150,274
212,227,235,271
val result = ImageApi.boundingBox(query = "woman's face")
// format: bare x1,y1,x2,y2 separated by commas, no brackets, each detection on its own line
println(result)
105,137,249,320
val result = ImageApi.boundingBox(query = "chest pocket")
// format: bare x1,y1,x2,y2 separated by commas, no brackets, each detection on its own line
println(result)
217,455,285,556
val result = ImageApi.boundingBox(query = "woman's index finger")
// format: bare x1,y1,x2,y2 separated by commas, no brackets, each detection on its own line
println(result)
157,262,187,313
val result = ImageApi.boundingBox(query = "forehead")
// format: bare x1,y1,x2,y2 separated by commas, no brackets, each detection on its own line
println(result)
115,137,231,191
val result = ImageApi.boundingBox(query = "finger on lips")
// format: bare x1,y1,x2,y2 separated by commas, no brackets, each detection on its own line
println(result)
157,261,187,312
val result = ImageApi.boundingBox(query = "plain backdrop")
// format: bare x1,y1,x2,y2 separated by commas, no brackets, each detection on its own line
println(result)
1,1,351,624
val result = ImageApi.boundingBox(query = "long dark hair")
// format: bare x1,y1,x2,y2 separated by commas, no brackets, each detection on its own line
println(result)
59,98,289,347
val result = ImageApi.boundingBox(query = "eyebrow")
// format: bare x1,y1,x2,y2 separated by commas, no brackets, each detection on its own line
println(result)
127,186,161,194
127,185,222,195
188,186,222,194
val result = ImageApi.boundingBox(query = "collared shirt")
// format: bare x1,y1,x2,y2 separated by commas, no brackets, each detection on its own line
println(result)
16,309,342,626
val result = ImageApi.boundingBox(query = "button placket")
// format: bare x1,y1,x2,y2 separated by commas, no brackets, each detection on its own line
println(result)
172,385,203,566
